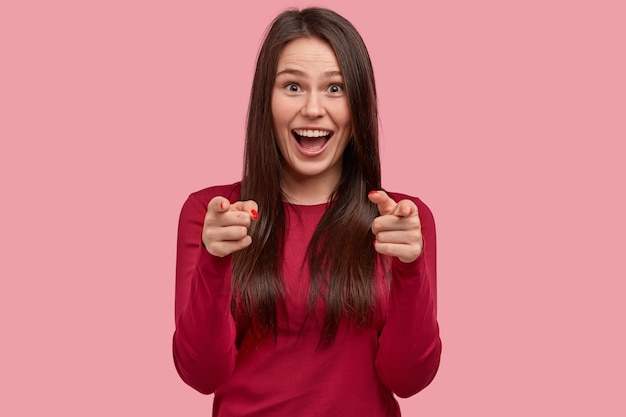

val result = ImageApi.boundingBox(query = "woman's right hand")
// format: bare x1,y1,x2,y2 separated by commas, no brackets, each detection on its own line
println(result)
202,196,259,257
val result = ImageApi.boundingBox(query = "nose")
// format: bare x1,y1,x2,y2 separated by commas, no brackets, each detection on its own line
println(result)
301,92,325,118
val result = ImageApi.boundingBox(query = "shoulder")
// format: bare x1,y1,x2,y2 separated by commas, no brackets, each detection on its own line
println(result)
179,182,242,218
387,191,435,228
186,182,242,206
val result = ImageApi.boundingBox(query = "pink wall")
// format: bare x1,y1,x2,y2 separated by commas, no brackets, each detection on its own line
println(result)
1,0,624,415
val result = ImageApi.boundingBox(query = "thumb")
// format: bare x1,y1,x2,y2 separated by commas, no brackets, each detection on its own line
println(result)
368,190,397,216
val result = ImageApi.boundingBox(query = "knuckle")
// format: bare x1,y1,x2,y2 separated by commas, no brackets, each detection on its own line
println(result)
205,241,221,256
233,236,252,253
407,215,420,226
202,228,213,241
246,200,258,211
409,229,422,241
235,225,248,239
234,211,251,225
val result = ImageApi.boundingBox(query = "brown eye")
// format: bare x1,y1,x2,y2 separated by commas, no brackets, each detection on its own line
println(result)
328,84,344,94
286,83,301,92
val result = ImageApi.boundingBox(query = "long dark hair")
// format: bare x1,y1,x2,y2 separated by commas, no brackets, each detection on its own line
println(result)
232,7,382,344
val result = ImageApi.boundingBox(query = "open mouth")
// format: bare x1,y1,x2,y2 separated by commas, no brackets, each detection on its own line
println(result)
292,129,333,152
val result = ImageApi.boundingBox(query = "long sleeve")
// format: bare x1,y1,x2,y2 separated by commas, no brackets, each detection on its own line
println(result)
172,188,239,394
375,194,442,398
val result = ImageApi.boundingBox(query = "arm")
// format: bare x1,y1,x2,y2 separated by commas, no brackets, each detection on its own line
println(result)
172,193,237,394
370,192,442,397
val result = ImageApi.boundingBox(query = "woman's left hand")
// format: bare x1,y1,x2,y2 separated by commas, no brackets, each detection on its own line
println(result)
368,190,423,263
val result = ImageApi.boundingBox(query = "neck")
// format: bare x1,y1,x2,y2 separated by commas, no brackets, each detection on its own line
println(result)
280,172,340,205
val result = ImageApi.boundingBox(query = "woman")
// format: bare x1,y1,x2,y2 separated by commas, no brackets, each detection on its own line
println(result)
173,7,441,416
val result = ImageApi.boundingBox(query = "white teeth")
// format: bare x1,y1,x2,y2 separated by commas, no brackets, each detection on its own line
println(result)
294,129,331,138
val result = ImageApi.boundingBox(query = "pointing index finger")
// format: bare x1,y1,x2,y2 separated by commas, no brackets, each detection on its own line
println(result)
368,190,398,216
393,199,418,218
208,196,230,213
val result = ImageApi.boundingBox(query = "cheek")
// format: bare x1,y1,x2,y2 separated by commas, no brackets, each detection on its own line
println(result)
271,110,290,147
331,101,352,127
271,92,284,121
271,94,293,129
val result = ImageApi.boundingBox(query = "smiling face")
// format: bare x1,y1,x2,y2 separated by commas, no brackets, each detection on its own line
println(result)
271,37,352,201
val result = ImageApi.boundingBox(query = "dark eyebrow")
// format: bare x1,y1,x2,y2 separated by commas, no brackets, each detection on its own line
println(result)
323,70,343,78
275,68,343,78
276,68,306,78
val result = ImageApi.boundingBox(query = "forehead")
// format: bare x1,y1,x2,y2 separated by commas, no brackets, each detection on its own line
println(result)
277,37,340,71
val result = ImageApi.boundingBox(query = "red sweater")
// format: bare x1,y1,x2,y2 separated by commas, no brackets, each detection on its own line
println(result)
173,183,441,416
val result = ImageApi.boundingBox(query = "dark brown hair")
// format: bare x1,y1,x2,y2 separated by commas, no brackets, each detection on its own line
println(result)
232,7,382,344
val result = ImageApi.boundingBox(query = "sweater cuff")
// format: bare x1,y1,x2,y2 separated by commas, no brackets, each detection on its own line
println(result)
391,240,428,286
196,247,233,284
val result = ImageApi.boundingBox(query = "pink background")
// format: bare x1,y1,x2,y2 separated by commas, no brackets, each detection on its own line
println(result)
1,0,625,415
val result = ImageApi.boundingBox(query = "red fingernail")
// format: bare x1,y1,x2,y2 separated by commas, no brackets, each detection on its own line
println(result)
368,190,377,195
220,201,226,210
251,209,259,220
